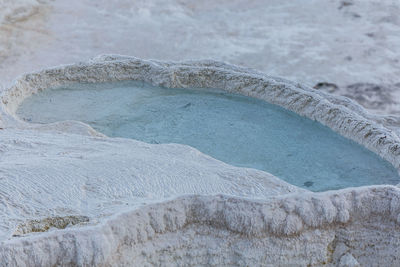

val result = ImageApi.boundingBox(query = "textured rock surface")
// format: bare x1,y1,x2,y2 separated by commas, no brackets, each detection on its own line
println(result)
3,189,400,266
1,0,400,117
0,56,400,266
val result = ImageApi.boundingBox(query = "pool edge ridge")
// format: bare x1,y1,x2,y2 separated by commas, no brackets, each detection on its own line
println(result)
2,54,400,171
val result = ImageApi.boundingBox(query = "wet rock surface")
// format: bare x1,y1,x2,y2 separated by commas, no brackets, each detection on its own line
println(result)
344,83,399,111
314,82,400,128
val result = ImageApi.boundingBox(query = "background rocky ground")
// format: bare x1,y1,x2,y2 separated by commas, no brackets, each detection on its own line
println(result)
0,0,399,116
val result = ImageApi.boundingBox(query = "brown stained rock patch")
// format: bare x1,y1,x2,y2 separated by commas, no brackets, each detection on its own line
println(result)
12,215,89,237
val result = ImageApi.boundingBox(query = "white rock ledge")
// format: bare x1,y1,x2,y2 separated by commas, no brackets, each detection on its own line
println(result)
0,55,399,266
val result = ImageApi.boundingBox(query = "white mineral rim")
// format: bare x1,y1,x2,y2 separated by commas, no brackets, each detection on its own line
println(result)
1,55,400,266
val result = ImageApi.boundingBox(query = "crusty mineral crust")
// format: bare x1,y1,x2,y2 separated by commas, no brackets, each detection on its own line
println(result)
2,187,400,266
1,55,400,266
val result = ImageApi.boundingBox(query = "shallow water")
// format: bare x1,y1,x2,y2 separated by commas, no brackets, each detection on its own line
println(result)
17,81,400,191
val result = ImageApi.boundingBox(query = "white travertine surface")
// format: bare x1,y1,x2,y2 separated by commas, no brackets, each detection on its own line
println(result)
1,0,400,265
0,56,400,266
1,0,400,117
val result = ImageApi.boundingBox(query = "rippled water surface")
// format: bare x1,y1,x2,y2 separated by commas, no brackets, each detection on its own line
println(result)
17,81,400,191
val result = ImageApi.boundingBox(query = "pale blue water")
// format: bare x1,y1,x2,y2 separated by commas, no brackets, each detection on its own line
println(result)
16,81,400,191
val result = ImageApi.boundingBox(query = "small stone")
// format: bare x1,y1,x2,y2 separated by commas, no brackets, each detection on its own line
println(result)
344,56,352,61
313,82,339,93
182,102,192,108
304,181,314,187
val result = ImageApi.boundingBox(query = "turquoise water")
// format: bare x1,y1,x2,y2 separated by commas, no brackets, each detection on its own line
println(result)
16,81,400,191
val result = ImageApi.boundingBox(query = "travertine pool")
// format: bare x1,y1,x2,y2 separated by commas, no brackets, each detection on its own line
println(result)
17,81,400,191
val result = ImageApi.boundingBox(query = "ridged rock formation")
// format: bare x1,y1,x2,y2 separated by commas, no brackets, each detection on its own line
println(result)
0,55,399,266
